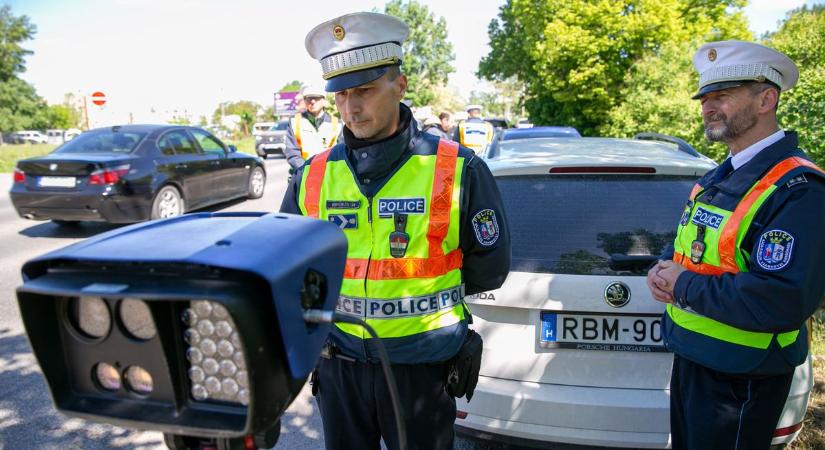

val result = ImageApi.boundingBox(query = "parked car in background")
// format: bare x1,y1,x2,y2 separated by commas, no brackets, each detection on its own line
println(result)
456,135,813,449
252,121,276,137
10,124,266,225
500,126,581,141
485,117,510,132
515,118,533,129
10,130,49,144
255,120,289,159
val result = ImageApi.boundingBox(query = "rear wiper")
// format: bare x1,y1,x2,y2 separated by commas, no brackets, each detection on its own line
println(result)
609,253,659,272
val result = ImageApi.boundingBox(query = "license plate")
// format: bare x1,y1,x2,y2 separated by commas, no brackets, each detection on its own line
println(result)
540,311,666,352
38,176,76,188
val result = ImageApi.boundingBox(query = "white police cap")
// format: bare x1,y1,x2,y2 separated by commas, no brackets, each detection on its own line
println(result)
465,104,483,113
305,12,410,92
692,40,798,99
301,84,327,99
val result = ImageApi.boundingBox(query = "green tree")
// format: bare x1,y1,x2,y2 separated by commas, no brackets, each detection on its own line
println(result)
0,77,49,131
168,115,191,125
766,5,825,167
0,5,36,82
45,104,75,129
279,80,303,92
601,39,728,161
385,0,455,106
212,101,261,136
480,0,751,135
0,6,51,134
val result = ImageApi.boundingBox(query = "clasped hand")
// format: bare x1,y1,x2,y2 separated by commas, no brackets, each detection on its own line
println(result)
646,260,687,304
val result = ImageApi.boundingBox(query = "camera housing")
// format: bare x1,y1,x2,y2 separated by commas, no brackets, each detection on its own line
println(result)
17,212,346,445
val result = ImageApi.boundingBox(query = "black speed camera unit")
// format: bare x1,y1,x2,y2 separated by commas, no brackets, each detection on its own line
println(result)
16,212,347,449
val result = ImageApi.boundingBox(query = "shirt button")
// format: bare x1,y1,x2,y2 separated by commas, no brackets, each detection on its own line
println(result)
363,178,371,184
361,152,368,159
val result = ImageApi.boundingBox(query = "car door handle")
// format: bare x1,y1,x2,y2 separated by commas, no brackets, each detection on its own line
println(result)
210,161,221,165
176,163,188,169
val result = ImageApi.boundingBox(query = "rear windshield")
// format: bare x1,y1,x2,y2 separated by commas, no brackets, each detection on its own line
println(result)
496,175,697,276
271,121,289,131
54,130,147,154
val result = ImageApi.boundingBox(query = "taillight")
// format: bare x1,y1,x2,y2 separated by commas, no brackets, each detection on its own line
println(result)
13,168,25,183
456,410,468,419
89,165,130,185
773,421,803,437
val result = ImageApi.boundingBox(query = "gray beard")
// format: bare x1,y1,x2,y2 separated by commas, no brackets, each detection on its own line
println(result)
704,104,758,143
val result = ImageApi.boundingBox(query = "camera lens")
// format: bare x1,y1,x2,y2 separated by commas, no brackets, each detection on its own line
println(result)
125,366,153,395
94,362,121,391
120,298,156,340
72,297,111,339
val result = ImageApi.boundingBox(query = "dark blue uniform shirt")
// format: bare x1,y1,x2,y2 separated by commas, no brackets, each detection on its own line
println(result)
280,104,511,296
664,131,825,335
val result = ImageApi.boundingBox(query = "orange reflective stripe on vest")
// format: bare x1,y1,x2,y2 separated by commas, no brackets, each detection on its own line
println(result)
303,149,330,218
344,249,463,280
717,157,825,271
675,156,825,275
427,139,459,258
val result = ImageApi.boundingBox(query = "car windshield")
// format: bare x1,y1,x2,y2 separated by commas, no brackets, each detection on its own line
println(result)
271,122,289,131
496,174,696,275
53,130,146,154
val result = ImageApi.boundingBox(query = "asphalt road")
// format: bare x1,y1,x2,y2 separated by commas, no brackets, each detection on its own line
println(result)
0,156,498,450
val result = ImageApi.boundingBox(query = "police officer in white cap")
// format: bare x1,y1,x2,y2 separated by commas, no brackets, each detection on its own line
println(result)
284,83,342,170
647,40,825,449
279,11,511,450
453,104,494,154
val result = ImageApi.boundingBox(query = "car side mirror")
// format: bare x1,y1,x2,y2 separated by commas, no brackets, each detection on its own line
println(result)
228,145,238,153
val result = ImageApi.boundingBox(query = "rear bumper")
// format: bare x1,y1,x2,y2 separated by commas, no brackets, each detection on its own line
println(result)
10,189,150,223
256,143,285,154
456,376,670,449
457,358,812,449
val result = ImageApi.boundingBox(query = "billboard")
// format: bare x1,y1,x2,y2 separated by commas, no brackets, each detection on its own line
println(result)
275,91,302,116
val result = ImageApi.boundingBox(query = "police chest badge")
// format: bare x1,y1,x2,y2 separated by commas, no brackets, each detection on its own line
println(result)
756,229,795,271
389,213,409,258
472,209,500,246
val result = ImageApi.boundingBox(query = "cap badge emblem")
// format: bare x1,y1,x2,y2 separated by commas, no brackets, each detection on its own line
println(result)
332,25,345,41
708,48,717,62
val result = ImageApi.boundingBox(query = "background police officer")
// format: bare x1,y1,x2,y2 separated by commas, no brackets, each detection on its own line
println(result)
280,12,510,450
647,40,825,450
284,84,342,171
453,104,493,154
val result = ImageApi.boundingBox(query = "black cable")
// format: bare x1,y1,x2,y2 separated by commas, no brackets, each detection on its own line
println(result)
303,310,408,450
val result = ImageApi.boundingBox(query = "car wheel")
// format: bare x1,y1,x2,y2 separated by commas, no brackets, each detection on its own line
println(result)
151,186,184,220
248,167,265,199
53,220,79,227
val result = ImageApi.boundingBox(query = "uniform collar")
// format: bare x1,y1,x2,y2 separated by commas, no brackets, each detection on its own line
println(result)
343,103,419,182
713,130,799,195
730,129,785,170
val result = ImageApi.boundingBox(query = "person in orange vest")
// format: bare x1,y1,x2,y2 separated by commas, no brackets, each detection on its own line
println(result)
284,84,342,171
280,11,510,450
648,41,825,450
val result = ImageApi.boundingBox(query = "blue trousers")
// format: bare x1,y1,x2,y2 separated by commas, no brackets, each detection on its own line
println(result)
670,355,794,450
314,356,456,450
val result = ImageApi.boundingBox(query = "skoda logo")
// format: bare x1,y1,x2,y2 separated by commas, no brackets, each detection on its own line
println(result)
604,282,631,308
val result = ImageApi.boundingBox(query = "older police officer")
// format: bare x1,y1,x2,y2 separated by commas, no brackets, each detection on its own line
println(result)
647,41,825,449
280,12,510,450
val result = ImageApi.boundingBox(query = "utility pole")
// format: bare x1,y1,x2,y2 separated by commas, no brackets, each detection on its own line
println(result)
82,95,90,130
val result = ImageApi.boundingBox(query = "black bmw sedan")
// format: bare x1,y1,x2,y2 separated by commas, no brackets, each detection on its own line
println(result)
10,124,267,225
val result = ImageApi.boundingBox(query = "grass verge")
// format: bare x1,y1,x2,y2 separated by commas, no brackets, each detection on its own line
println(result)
0,143,58,172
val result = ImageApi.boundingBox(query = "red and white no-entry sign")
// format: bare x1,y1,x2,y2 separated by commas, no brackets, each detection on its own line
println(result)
91,91,106,106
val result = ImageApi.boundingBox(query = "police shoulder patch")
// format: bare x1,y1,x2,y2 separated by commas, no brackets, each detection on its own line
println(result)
756,229,795,271
472,209,500,246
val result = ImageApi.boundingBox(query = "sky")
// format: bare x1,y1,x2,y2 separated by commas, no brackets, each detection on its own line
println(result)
8,0,825,126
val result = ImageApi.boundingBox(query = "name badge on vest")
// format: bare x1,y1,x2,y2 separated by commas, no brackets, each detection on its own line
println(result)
389,213,409,258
